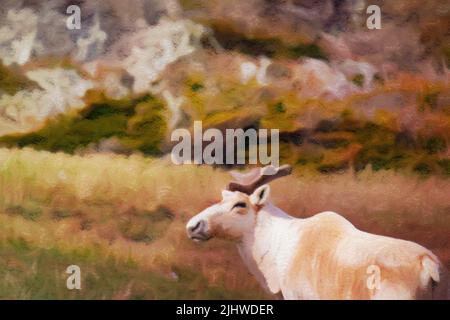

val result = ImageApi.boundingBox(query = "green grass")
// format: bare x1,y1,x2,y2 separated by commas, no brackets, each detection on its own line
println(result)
0,237,265,299
118,207,175,243
351,74,365,87
437,159,450,175
190,82,205,92
6,200,42,221
0,61,37,95
213,28,327,60
0,94,167,155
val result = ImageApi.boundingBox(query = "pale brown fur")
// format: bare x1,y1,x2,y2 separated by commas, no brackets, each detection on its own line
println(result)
284,212,447,299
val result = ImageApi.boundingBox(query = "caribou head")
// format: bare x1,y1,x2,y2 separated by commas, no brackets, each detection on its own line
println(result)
186,165,292,242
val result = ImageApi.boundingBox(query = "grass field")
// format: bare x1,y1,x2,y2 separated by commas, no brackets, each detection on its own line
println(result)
0,147,449,299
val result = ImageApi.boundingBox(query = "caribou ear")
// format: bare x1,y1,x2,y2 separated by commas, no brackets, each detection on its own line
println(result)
250,184,270,206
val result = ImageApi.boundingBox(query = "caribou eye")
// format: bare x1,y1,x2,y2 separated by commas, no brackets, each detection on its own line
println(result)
232,202,247,209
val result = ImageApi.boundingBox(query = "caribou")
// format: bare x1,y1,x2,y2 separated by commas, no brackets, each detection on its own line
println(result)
186,165,448,300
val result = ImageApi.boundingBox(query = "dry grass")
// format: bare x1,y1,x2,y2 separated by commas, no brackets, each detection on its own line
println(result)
0,147,449,299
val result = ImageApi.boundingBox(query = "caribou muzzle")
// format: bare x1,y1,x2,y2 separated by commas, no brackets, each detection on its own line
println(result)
186,219,211,241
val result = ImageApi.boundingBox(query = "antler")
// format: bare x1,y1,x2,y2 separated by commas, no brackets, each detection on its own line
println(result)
227,164,292,194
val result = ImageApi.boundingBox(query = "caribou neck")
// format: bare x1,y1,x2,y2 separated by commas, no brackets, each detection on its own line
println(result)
237,202,298,295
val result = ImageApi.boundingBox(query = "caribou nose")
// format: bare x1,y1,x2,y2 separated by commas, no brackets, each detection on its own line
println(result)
186,219,210,241
187,220,204,235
